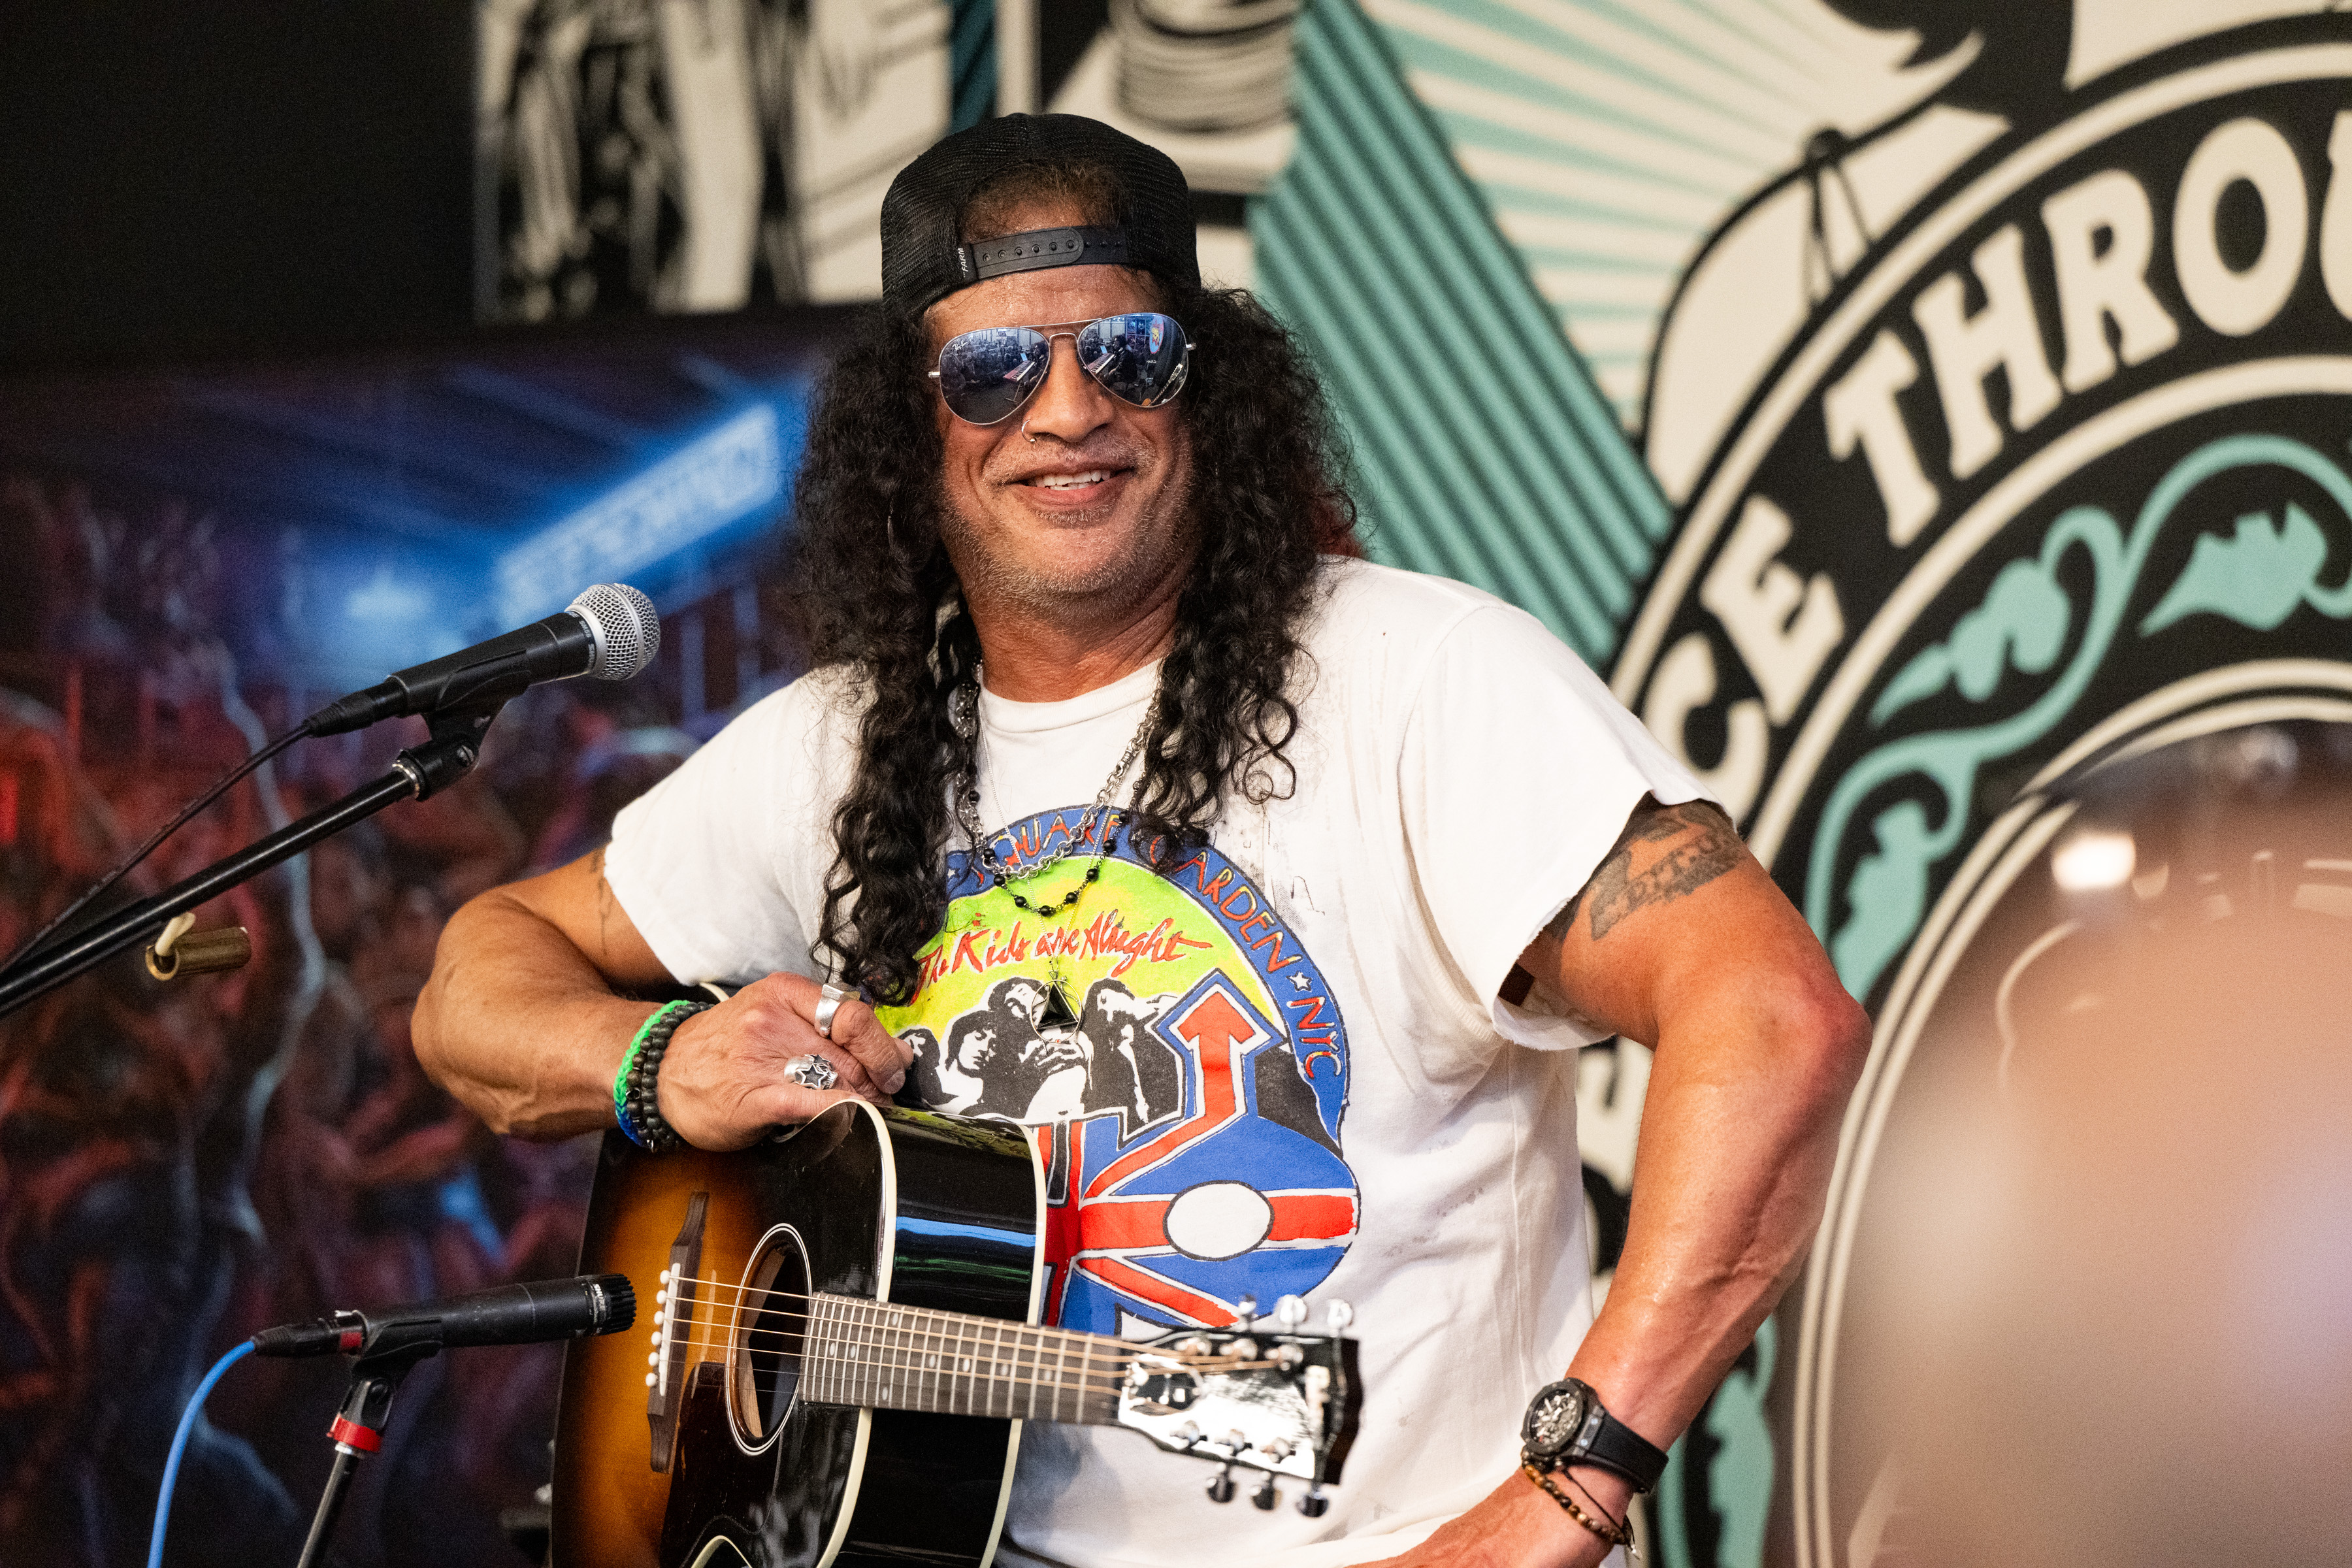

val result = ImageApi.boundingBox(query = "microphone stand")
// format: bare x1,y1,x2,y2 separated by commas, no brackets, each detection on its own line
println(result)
296,1333,440,1568
0,701,505,1021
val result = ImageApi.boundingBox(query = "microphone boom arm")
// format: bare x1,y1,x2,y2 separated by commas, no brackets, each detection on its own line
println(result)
0,700,502,1020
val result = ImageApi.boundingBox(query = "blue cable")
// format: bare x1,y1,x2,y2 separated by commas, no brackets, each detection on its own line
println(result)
148,1339,254,1568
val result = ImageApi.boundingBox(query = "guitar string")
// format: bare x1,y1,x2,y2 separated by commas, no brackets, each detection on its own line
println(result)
651,1287,1139,1399
695,1335,1253,1396
691,1351,1132,1395
714,1369,1122,1401
704,1322,1264,1380
652,1284,1268,1406
658,1284,1137,1367
659,1271,1224,1363
693,1323,1135,1374
657,1326,1132,1401
677,1354,1204,1401
673,1324,1130,1381
674,1300,1254,1420
645,1275,1270,1415
686,1315,1132,1411
659,1275,1142,1377
663,1308,1148,1414
685,1334,1135,1399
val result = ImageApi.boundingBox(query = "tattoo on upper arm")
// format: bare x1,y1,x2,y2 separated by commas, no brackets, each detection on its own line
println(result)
1569,800,1744,943
1544,889,1586,943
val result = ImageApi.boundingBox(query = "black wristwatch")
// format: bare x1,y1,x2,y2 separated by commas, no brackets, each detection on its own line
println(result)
1520,1378,1668,1493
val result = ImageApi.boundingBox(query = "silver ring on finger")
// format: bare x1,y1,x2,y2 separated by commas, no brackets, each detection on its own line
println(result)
783,1053,840,1092
813,981,855,1041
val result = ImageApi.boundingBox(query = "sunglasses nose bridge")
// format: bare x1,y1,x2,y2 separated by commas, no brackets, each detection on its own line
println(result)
1037,327,1084,380
1022,331,1122,437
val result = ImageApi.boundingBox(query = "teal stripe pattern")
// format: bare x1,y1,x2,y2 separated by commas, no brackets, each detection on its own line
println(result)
950,0,996,132
1250,0,1672,663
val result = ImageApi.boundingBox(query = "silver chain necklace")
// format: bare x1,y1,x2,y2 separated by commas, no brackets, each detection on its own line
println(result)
953,663,1160,920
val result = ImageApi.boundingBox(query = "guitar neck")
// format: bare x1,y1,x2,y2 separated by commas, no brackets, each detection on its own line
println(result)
798,1291,1129,1427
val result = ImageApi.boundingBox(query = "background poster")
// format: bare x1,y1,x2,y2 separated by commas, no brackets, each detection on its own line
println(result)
0,313,847,1567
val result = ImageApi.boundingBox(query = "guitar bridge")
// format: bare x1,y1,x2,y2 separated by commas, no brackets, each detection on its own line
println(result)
647,1190,709,1473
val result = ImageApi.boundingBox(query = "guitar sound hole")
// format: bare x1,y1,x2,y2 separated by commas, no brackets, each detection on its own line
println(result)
728,1226,809,1452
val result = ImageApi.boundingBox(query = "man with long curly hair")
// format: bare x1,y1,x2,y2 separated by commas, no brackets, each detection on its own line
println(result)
416,114,1866,1568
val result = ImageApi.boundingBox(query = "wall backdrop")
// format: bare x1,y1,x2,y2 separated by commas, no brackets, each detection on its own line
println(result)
3,4,2348,1567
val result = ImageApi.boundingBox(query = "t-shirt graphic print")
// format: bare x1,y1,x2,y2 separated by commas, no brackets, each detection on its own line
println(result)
877,805,1356,1338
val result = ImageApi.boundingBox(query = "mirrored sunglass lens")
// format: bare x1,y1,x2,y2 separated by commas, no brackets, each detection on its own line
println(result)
939,327,1050,423
1078,314,1188,407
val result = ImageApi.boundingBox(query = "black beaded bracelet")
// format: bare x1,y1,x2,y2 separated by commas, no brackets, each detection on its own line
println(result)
623,1000,709,1154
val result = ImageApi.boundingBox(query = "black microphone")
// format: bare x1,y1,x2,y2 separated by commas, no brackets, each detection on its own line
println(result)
252,1273,637,1358
304,583,660,737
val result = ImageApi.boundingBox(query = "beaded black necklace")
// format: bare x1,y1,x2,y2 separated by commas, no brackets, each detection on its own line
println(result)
951,665,1160,920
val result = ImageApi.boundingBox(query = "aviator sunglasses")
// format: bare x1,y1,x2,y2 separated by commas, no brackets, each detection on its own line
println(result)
930,312,1192,426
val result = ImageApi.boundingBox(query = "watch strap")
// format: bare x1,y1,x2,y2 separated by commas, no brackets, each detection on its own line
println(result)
1571,1397,1668,1492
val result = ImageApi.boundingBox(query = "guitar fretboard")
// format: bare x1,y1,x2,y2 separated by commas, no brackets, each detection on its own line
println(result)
798,1292,1128,1426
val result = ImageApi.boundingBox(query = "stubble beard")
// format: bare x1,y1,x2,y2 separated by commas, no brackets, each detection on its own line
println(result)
937,460,1198,630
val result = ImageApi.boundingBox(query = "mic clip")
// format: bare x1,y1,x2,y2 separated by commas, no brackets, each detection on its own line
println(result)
387,700,506,806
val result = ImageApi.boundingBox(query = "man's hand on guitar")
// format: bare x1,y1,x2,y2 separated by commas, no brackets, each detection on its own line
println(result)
658,973,914,1151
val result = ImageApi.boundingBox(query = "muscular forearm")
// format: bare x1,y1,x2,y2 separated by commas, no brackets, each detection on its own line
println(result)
1521,799,1870,1451
412,850,914,1151
411,886,661,1140
1567,974,1865,1448
1397,973,1867,1568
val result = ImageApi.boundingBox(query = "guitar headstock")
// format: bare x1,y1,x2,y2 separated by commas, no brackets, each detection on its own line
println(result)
1115,1294,1359,1513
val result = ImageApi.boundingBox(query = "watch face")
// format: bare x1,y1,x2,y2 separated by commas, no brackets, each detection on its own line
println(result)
1523,1381,1590,1459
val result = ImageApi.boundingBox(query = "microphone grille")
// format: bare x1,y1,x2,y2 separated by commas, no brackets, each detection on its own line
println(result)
586,1272,636,1333
568,583,661,680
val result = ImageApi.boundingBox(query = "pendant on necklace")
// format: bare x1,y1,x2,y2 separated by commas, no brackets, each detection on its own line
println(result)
1037,979,1080,1035
1038,959,1081,1047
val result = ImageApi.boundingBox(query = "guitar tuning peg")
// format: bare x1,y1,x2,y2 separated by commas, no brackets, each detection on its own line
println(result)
1205,1463,1237,1504
1325,1299,1354,1333
1296,1484,1330,1518
1234,1294,1258,1322
1252,1473,1280,1511
1274,1294,1307,1328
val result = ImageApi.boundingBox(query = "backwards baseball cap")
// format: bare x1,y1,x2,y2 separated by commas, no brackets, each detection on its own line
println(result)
879,113,1200,318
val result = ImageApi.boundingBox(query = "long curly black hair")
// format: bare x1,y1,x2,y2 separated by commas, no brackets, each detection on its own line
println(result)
787,176,1358,1005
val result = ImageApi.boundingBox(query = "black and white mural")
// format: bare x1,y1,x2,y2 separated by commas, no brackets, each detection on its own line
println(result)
477,0,957,317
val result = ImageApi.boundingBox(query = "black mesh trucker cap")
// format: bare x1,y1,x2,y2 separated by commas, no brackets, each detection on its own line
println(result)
880,114,1200,318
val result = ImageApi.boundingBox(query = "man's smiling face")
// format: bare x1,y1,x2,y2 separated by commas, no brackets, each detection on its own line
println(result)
926,201,1196,626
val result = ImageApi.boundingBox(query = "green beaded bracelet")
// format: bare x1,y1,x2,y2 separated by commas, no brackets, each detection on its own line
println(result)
613,1000,704,1151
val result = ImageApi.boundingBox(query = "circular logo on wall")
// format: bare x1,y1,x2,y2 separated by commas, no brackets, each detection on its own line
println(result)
1610,18,2352,1566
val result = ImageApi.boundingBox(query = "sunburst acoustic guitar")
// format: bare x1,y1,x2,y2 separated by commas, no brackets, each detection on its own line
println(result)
551,1099,1360,1568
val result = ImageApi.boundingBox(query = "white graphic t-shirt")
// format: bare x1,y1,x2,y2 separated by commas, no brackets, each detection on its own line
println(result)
606,557,1705,1568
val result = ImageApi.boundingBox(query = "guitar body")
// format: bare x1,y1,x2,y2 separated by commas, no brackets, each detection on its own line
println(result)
552,1102,1046,1568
